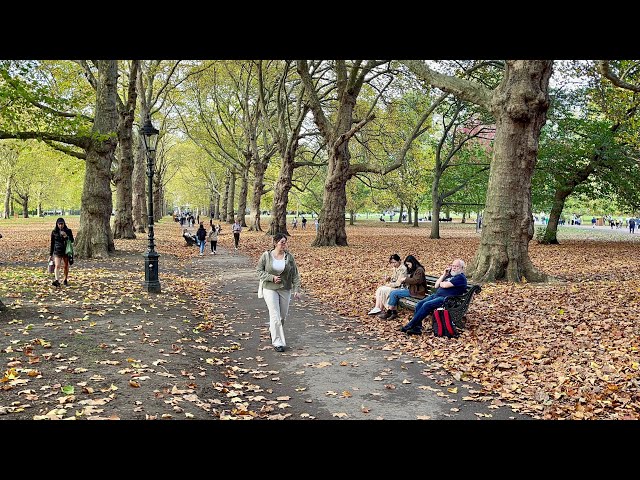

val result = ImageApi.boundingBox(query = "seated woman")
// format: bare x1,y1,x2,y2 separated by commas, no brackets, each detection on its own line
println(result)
368,254,407,315
378,254,427,321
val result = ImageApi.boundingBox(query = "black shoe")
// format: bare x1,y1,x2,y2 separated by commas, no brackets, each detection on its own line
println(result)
387,310,398,320
63,279,68,286
52,280,60,287
406,328,422,335
274,346,285,352
399,325,409,332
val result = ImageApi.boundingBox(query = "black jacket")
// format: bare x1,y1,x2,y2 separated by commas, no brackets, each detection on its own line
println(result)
196,226,207,241
50,227,74,256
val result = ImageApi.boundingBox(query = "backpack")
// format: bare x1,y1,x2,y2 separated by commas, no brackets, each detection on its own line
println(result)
432,308,459,338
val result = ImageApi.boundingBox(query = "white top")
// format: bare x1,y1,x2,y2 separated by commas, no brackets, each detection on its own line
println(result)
270,252,285,274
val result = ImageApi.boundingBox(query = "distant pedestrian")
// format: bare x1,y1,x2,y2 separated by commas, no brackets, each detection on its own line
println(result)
232,217,242,250
196,222,207,256
292,217,298,229
630,218,636,234
49,217,74,287
592,217,596,228
314,218,319,232
208,224,220,254
301,216,307,229
256,233,301,352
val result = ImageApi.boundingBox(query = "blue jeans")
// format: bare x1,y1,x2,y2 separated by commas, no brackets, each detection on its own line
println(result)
387,288,412,307
403,294,447,332
199,239,205,254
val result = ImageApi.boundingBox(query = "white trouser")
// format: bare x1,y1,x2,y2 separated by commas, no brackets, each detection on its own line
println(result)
262,288,291,347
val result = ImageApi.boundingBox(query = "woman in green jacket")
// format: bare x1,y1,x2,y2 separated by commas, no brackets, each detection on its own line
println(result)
256,232,301,352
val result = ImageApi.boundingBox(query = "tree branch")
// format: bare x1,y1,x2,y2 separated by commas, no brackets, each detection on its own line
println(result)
597,60,640,93
401,60,492,110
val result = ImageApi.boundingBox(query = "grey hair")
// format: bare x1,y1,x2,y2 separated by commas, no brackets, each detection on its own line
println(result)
455,259,466,270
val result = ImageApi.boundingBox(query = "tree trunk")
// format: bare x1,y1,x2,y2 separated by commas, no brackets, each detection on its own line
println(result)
269,152,294,236
214,192,220,220
112,133,136,239
153,177,161,223
312,143,350,247
542,189,571,244
430,182,442,239
237,168,248,227
468,60,553,283
20,195,28,218
250,159,267,232
75,60,119,259
3,177,11,219
227,171,236,223
413,205,419,227
132,115,148,233
112,61,139,240
221,173,229,223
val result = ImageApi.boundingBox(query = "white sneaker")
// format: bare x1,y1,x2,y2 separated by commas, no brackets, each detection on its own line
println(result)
210,252,214,255
199,252,203,256
368,307,382,315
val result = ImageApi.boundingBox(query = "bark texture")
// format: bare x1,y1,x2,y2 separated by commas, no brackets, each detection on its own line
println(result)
468,60,553,282
75,60,119,258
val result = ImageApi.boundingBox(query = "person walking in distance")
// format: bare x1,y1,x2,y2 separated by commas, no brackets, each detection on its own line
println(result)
232,217,242,250
256,233,301,352
196,222,207,256
49,217,74,287
208,224,220,254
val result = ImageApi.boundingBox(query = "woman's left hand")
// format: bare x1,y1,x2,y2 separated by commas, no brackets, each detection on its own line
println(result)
293,292,301,300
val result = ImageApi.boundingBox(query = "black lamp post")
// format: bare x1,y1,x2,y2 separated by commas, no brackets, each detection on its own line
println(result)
140,116,161,293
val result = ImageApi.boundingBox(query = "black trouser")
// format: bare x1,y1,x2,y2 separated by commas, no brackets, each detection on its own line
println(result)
210,240,217,252
233,232,240,248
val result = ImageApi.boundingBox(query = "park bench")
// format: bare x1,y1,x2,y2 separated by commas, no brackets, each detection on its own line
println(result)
397,275,482,328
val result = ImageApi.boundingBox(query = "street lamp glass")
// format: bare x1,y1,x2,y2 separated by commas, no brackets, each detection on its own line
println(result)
140,117,159,152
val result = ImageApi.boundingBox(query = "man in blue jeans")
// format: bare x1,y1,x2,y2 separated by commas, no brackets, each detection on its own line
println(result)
400,259,468,335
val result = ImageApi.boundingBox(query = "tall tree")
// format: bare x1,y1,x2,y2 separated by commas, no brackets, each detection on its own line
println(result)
297,60,393,246
258,60,310,236
402,60,553,282
0,60,119,258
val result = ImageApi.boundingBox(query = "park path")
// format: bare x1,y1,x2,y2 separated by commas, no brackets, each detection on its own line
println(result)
185,242,531,420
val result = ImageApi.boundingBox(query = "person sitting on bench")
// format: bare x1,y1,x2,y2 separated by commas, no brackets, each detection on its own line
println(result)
183,228,197,246
400,258,468,335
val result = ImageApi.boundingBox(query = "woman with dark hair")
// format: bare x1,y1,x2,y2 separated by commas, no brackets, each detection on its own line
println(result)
256,232,302,352
49,217,74,287
368,253,407,315
378,254,427,320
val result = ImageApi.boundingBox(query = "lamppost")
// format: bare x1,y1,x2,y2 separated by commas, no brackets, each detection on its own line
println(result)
140,116,161,293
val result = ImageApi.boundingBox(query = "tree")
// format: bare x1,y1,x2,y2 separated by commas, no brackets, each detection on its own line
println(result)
0,60,119,258
297,60,409,246
402,60,553,282
258,60,310,236
534,61,640,243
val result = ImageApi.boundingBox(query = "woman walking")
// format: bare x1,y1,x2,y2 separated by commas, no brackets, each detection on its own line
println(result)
256,233,301,352
49,217,74,287
196,222,207,256
232,217,242,250
208,224,220,254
